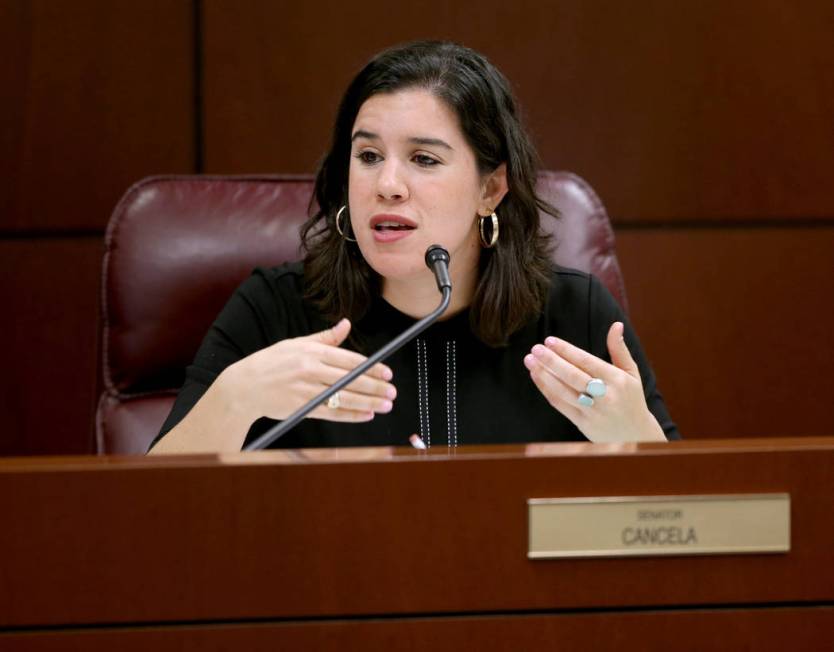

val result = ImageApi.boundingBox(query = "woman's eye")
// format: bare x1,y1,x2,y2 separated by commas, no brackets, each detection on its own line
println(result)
355,151,381,164
413,154,440,167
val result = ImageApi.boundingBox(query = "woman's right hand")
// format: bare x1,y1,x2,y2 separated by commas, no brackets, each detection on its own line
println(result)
220,318,396,424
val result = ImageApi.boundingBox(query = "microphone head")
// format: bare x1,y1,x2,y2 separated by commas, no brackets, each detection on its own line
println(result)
424,244,450,268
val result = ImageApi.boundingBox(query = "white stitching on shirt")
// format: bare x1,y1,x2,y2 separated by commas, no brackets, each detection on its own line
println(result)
445,341,451,448
445,340,458,448
417,339,461,449
416,339,425,445
416,339,430,448
451,340,457,447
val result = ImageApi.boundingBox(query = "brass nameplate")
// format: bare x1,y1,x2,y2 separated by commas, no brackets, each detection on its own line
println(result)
528,494,790,559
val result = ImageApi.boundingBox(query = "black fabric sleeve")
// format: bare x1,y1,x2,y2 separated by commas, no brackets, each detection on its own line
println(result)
149,269,289,451
586,275,681,440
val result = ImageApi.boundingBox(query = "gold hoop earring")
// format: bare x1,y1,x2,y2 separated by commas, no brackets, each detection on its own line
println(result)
335,205,357,242
479,211,499,248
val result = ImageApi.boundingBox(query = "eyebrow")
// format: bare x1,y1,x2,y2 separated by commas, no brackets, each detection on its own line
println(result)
351,130,453,150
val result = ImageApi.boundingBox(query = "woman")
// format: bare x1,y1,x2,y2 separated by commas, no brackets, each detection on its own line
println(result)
149,41,678,454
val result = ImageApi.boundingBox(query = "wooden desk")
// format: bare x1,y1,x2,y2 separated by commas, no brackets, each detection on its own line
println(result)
2,438,833,649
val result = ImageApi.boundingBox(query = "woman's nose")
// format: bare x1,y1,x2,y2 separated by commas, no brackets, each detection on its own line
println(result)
376,160,408,201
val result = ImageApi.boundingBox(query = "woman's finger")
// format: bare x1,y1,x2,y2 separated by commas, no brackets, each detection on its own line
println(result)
524,354,584,421
325,387,393,415
298,317,352,347
315,363,397,400
530,344,594,395
315,344,394,381
303,380,393,416
308,405,376,422
544,335,613,379
606,322,640,379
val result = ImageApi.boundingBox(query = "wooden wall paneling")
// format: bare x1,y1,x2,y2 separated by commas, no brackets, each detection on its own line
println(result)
0,0,195,232
508,0,834,222
202,0,834,221
0,1,30,212
0,239,103,455
0,0,198,456
615,225,834,439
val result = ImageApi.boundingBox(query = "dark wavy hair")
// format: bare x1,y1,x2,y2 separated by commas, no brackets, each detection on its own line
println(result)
301,40,557,347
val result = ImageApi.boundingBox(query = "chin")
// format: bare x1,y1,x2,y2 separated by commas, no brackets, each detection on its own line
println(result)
360,248,428,283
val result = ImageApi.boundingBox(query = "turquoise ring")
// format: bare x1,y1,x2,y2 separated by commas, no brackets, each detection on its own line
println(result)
577,393,595,407
586,378,607,398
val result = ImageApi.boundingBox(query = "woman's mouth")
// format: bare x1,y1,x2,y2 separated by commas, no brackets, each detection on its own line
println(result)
374,221,414,231
370,215,416,243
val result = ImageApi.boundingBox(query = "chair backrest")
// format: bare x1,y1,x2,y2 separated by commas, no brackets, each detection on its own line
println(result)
97,171,627,454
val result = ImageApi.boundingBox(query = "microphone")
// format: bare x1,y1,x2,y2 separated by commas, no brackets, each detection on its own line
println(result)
245,245,452,451
425,244,451,291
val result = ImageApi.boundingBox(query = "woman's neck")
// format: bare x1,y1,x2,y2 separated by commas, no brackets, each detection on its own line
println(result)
382,267,478,321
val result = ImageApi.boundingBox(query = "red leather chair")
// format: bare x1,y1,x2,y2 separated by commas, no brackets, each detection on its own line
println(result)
97,172,627,454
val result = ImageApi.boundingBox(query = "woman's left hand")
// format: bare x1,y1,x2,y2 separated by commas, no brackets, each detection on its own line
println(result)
523,322,666,442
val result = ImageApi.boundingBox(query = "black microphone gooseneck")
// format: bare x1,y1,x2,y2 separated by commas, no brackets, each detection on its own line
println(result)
245,245,452,451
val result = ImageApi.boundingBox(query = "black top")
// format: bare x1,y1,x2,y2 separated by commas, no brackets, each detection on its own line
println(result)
154,263,679,449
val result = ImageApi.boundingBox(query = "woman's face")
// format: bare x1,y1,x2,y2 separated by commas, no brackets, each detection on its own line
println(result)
348,88,501,288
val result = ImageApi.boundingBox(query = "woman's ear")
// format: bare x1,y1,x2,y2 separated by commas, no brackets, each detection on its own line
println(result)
480,163,509,214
